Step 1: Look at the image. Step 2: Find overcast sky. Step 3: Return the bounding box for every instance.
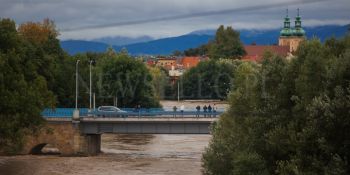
[1,0,349,40]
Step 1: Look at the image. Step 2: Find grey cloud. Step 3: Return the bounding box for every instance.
[0,0,349,40]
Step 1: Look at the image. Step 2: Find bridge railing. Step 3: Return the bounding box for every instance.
[90,110,223,118]
[41,108,224,118]
[41,108,89,118]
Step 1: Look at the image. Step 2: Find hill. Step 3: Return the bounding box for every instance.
[60,40,109,55]
[61,24,349,55]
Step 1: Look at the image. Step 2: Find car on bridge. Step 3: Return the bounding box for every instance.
[95,106,128,117]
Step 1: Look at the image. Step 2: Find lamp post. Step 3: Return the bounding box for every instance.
[75,60,80,109]
[73,60,80,121]
[89,60,93,111]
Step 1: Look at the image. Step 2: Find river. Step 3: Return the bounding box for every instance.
[0,134,211,175]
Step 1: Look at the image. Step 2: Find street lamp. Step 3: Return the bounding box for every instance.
[75,59,80,109]
[89,60,93,111]
[73,60,80,121]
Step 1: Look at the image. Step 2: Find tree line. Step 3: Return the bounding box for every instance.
[202,36,350,174]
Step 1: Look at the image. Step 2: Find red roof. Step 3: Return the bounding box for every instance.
[243,45,290,61]
[181,56,200,69]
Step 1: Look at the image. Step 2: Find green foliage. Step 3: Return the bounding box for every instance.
[148,66,169,100]
[182,59,241,99]
[183,25,245,58]
[0,18,162,154]
[184,44,209,56]
[203,36,350,174]
[0,18,55,154]
[209,25,246,59]
[97,54,160,108]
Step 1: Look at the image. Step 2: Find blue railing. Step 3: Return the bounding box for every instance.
[42,108,224,118]
[42,108,89,117]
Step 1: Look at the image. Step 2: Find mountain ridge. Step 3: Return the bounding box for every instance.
[60,24,349,55]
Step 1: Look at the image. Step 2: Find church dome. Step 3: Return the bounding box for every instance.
[280,13,292,37]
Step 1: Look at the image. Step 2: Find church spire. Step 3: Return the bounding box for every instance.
[284,8,290,28]
[293,8,305,36]
[280,8,292,36]
[297,8,300,16]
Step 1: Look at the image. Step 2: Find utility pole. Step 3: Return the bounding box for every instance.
[93,93,96,111]
[75,60,80,109]
[177,79,180,102]
[89,60,93,111]
[73,59,80,121]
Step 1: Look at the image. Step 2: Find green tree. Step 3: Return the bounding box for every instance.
[203,36,350,174]
[182,59,240,99]
[208,25,246,59]
[148,66,168,100]
[97,53,160,108]
[184,44,209,56]
[0,19,55,154]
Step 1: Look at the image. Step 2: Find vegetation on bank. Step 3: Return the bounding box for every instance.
[182,59,241,99]
[202,36,350,174]
[0,18,160,154]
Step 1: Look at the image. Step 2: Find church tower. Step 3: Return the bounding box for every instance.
[279,8,306,52]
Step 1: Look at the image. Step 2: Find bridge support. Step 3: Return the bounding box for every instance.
[21,121,101,156]
[79,134,101,155]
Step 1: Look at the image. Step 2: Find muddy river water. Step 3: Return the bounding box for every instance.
[0,134,211,175]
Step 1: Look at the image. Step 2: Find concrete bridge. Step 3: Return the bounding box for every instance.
[22,112,220,156]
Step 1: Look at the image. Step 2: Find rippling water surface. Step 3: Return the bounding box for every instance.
[0,134,211,175]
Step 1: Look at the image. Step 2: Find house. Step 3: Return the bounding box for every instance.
[156,58,177,70]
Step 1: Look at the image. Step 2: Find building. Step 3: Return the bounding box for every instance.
[243,9,306,61]
[243,45,290,61]
[167,56,205,85]
[181,56,201,69]
[278,8,306,52]
[156,58,177,70]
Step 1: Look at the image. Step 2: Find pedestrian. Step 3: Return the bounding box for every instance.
[173,106,177,117]
[208,105,212,117]
[137,104,141,117]
[196,105,200,117]
[180,104,185,117]
[203,105,207,117]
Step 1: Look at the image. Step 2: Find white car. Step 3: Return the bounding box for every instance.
[96,106,127,117]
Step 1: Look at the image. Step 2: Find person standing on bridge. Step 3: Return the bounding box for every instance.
[203,105,207,117]
[173,106,177,117]
[196,105,200,117]
[137,104,141,117]
[208,105,212,117]
[180,104,185,117]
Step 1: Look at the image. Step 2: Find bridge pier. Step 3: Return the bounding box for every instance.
[78,134,101,155]
[22,121,101,156]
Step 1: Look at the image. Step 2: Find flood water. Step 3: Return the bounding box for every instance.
[0,134,211,175]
